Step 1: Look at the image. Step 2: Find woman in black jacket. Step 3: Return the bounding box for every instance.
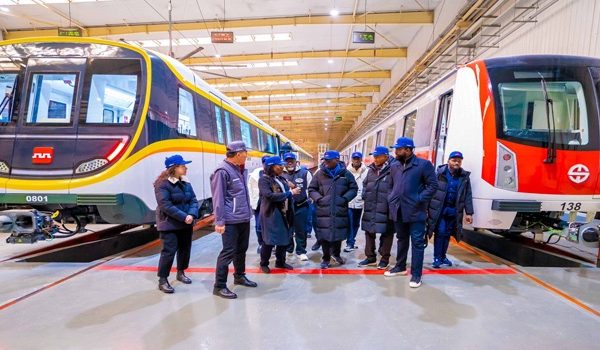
[258,156,300,273]
[154,154,199,293]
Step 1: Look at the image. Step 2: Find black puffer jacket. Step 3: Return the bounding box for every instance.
[308,163,358,242]
[427,165,474,241]
[361,157,395,234]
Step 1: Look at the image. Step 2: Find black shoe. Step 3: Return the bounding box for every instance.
[275,262,294,270]
[260,265,271,274]
[320,260,330,269]
[158,278,174,294]
[377,261,390,270]
[311,242,321,251]
[213,286,237,299]
[332,255,345,265]
[176,271,192,284]
[358,258,377,267]
[234,275,258,288]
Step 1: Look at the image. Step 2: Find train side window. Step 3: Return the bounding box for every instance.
[375,130,383,146]
[240,119,253,148]
[414,100,437,147]
[224,110,233,143]
[194,94,214,142]
[26,73,77,124]
[402,111,417,138]
[85,74,138,124]
[384,124,396,148]
[266,134,277,154]
[256,128,264,151]
[366,135,374,154]
[0,73,17,123]
[214,105,225,144]
[178,88,196,137]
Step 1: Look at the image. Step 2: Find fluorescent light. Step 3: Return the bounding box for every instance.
[235,35,253,43]
[325,110,329,113]
[283,61,299,67]
[326,99,331,103]
[325,117,329,121]
[215,54,221,58]
[326,84,332,88]
[268,62,283,67]
[273,33,292,41]
[0,7,9,12]
[328,59,334,64]
[253,62,268,68]
[330,8,339,16]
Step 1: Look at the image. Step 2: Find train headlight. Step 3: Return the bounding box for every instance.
[0,161,9,174]
[75,159,108,174]
[495,143,518,191]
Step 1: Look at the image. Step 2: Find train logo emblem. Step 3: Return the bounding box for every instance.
[567,164,590,184]
[32,147,54,165]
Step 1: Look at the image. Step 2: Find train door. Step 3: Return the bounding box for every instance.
[0,68,22,193]
[11,57,86,187]
[432,91,453,166]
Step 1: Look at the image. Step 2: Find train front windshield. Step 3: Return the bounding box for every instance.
[489,65,600,150]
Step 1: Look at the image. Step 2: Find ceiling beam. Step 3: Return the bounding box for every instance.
[203,71,391,85]
[183,48,407,65]
[227,85,380,97]
[252,106,365,114]
[239,96,372,107]
[3,11,433,40]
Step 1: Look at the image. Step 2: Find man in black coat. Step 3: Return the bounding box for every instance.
[308,150,358,269]
[385,137,438,289]
[358,146,395,270]
[427,151,474,268]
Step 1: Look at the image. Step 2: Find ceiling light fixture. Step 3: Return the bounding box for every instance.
[326,84,332,88]
[328,59,334,64]
[330,8,339,16]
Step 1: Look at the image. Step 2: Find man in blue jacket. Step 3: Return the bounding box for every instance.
[385,137,438,288]
[210,141,257,299]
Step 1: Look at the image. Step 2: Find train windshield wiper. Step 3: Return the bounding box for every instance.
[539,73,557,163]
[0,78,17,120]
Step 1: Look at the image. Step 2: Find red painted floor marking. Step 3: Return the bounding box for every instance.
[95,265,516,275]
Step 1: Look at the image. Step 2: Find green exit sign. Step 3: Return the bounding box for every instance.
[352,31,375,44]
[58,27,82,37]
[334,116,343,122]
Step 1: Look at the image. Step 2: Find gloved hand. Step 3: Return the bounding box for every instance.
[443,207,457,217]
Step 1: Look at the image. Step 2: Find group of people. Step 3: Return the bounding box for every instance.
[152,137,474,299]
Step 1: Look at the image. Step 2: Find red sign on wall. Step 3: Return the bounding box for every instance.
[283,115,292,121]
[32,147,54,164]
[211,32,235,43]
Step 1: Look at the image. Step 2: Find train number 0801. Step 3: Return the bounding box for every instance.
[560,202,582,211]
[26,195,49,203]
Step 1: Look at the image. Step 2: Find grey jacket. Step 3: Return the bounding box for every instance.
[210,160,253,226]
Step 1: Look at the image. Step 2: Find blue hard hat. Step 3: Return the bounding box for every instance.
[226,140,247,153]
[391,137,415,149]
[283,152,297,160]
[165,154,192,168]
[448,151,464,159]
[261,155,270,163]
[265,156,285,167]
[370,146,390,157]
[321,150,340,160]
[351,152,363,159]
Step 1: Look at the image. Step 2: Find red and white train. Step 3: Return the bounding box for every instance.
[343,55,600,246]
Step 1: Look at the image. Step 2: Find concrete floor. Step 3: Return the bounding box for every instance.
[0,224,598,350]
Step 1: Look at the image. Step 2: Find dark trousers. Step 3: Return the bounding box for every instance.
[214,222,250,288]
[260,244,287,266]
[157,228,193,278]
[321,240,342,262]
[365,231,394,263]
[287,204,309,254]
[347,208,362,247]
[434,216,455,259]
[394,220,426,279]
[254,209,264,246]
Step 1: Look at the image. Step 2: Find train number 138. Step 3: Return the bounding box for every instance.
[561,202,582,211]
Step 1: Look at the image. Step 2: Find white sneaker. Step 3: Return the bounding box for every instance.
[409,278,422,288]
[297,254,309,261]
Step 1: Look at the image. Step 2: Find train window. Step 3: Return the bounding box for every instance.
[178,88,197,137]
[385,124,396,147]
[85,74,138,124]
[266,134,277,154]
[256,128,264,151]
[414,100,436,147]
[403,111,417,138]
[214,105,225,144]
[375,130,383,146]
[366,135,374,154]
[224,110,233,143]
[240,120,253,148]
[26,73,76,124]
[0,74,17,122]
